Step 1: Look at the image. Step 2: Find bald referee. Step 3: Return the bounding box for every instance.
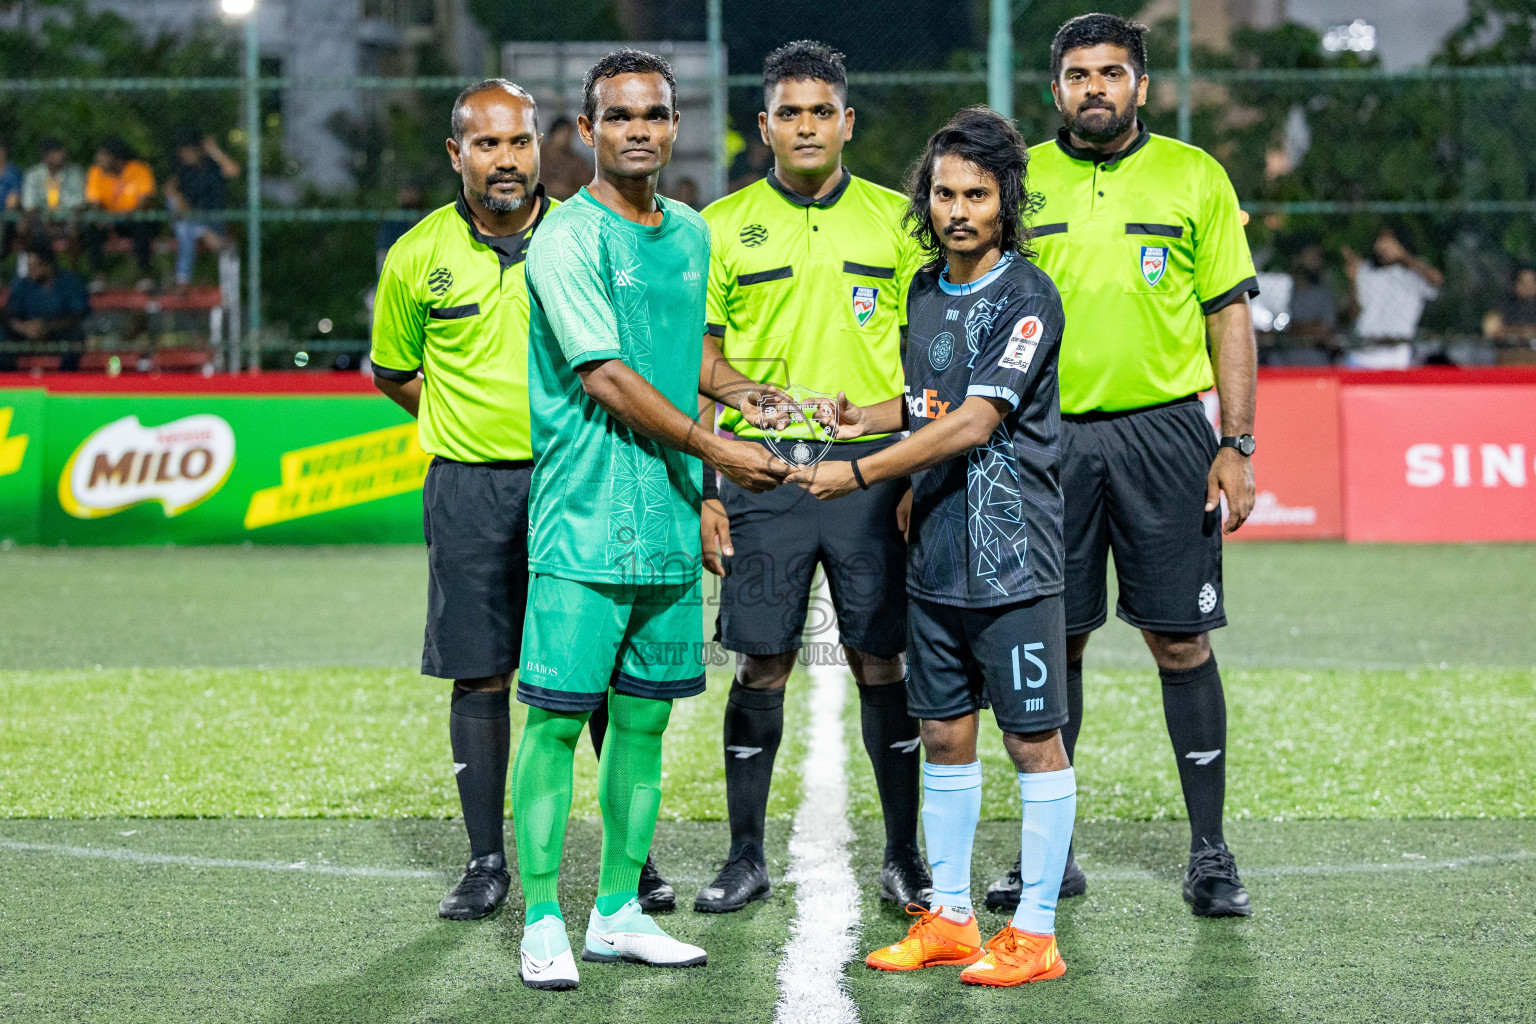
[371,79,554,921]
[985,14,1258,918]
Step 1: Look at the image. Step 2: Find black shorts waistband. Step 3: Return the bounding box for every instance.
[1061,393,1200,423]
[430,455,535,470]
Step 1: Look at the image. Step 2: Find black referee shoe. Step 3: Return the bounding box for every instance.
[983,853,1087,910]
[694,851,771,913]
[879,844,934,909]
[1183,840,1252,917]
[637,854,676,912]
[438,852,510,921]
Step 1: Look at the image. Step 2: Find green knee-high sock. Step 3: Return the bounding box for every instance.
[511,706,589,925]
[594,692,673,916]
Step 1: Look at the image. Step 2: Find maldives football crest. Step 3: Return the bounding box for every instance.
[1140,245,1168,286]
[851,285,878,327]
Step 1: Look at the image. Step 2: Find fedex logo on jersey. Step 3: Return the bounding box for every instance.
[905,385,952,422]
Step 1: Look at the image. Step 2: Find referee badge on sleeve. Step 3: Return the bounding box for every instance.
[998,315,1043,372]
[1140,246,1168,286]
[852,285,878,327]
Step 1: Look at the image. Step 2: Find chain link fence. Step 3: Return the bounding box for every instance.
[0,0,1533,371]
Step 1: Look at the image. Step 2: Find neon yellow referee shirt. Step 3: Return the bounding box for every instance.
[1026,126,1258,414]
[702,171,924,440]
[371,188,555,462]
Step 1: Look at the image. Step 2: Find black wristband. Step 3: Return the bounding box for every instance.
[850,458,869,490]
[701,468,719,502]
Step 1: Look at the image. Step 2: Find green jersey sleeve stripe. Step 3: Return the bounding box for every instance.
[427,303,480,319]
[1033,222,1068,236]
[1125,222,1184,239]
[842,260,895,279]
[1199,275,1260,316]
[371,362,419,382]
[737,265,793,286]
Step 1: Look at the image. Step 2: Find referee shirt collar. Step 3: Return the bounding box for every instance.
[453,184,550,270]
[1053,121,1151,167]
[765,167,852,208]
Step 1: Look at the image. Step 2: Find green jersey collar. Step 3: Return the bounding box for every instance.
[765,167,853,208]
[453,184,550,270]
[1053,121,1151,167]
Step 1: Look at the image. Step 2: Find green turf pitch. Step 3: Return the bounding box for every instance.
[0,818,1531,1024]
[1,542,1533,1023]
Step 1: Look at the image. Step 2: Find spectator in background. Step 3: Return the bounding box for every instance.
[668,176,701,210]
[374,184,427,273]
[21,138,86,218]
[0,143,23,256]
[164,129,240,289]
[1483,266,1536,365]
[538,117,588,201]
[20,139,86,258]
[1282,244,1338,363]
[1342,228,1442,369]
[728,135,771,193]
[83,137,158,286]
[5,245,89,370]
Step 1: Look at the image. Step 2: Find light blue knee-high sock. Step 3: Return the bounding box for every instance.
[921,761,982,918]
[1011,767,1077,935]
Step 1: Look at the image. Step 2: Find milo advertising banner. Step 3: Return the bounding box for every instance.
[1,386,430,545]
[0,389,45,544]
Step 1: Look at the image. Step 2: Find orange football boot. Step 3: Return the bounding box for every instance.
[865,905,985,971]
[960,926,1066,987]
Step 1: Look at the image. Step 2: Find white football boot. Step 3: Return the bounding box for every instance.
[520,914,579,991]
[582,898,707,967]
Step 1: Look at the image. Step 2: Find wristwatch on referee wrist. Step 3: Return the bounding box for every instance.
[1220,434,1256,457]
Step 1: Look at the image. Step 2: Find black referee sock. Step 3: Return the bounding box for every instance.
[588,698,610,760]
[1159,655,1228,852]
[857,682,922,858]
[449,687,511,860]
[723,681,784,865]
[1062,660,1085,764]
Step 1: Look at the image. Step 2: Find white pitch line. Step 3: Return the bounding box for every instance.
[773,656,861,1024]
[1056,848,1536,884]
[0,838,439,879]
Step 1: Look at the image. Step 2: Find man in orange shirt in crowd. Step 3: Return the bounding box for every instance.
[84,136,157,285]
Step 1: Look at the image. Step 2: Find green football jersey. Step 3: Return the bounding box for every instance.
[1026,127,1258,414]
[524,188,710,585]
[702,171,923,440]
[370,190,554,461]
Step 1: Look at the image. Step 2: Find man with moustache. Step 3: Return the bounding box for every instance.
[370,78,553,922]
[983,13,1261,918]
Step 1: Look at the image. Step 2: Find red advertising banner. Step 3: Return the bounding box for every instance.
[1341,384,1536,542]
[1203,376,1344,540]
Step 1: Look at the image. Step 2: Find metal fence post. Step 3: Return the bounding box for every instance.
[1177,0,1192,142]
[988,0,1013,119]
[244,10,262,369]
[706,0,726,202]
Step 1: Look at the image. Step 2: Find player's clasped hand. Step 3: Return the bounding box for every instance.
[811,390,873,441]
[740,385,797,432]
[785,460,859,500]
[1206,446,1256,534]
[718,440,790,493]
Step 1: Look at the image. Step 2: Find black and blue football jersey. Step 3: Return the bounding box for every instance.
[902,251,1065,608]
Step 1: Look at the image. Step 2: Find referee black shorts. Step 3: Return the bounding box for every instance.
[1061,395,1226,637]
[715,436,907,659]
[420,456,532,680]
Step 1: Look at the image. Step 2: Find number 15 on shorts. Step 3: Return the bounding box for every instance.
[1012,643,1049,690]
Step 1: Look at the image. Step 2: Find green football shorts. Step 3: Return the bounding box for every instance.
[517,572,707,713]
